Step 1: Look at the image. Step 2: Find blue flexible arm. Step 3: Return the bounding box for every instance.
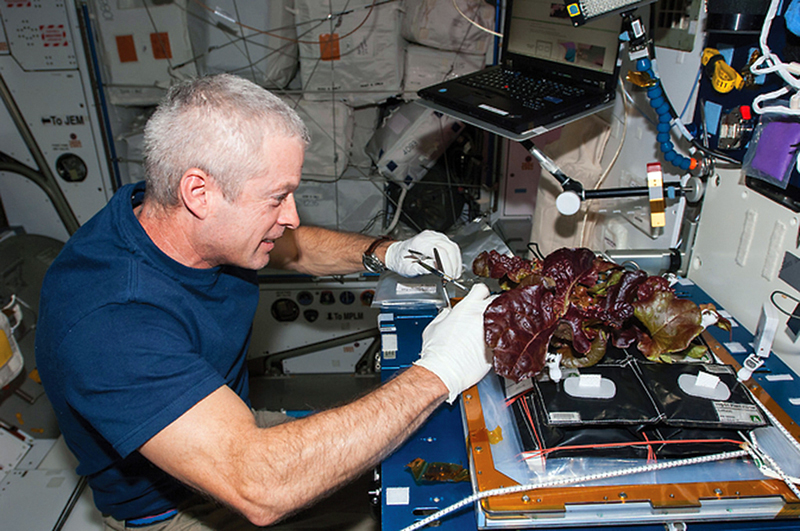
[637,57,696,172]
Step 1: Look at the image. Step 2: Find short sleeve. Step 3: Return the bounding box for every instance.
[59,303,226,458]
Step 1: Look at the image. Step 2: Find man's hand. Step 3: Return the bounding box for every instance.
[385,230,462,278]
[413,284,496,403]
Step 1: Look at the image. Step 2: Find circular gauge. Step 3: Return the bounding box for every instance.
[271,298,299,322]
[296,291,314,306]
[360,290,375,306]
[339,290,355,305]
[55,153,88,182]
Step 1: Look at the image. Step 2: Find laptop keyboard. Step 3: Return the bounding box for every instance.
[462,69,586,110]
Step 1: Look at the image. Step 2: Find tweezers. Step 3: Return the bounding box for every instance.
[406,249,468,291]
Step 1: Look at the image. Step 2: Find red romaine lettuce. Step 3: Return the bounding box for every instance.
[474,248,723,381]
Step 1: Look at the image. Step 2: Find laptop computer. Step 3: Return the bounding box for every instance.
[417,0,623,141]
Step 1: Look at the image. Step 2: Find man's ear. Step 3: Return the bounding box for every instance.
[178,168,212,219]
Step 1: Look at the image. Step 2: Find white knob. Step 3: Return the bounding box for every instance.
[556,191,582,216]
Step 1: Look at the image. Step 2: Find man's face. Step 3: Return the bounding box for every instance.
[204,135,303,270]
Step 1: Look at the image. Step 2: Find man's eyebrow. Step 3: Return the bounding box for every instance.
[267,182,297,197]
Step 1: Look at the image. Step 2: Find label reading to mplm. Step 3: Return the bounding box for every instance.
[714,401,763,425]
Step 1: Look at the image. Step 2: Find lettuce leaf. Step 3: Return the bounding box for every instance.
[475,248,721,382]
[632,285,704,361]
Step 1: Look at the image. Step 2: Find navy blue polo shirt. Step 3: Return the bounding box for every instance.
[36,182,258,520]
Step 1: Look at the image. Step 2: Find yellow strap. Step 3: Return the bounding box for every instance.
[0,330,13,367]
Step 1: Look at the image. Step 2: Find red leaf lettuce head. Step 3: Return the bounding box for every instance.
[475,247,724,382]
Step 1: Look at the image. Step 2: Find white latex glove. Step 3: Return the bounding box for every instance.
[385,230,462,278]
[414,283,496,404]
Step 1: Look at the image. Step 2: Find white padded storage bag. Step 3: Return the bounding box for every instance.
[186,0,297,89]
[294,0,404,105]
[89,0,196,105]
[280,96,354,180]
[366,101,464,189]
[402,0,495,55]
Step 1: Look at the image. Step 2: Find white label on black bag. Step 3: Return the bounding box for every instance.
[548,411,581,424]
[714,401,763,425]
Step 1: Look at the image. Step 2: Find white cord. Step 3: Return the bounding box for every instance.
[749,0,800,116]
[751,0,800,89]
[384,186,408,234]
[752,86,793,114]
[1,294,15,311]
[671,117,694,142]
[2,294,22,333]
[579,82,628,248]
[399,449,748,531]
[451,0,502,38]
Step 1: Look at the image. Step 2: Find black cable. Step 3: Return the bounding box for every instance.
[690,138,742,166]
[770,290,800,317]
[527,242,545,260]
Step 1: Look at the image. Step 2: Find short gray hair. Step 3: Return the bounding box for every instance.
[143,74,310,207]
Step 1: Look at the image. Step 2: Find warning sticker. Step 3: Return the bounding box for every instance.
[40,24,67,48]
[713,401,764,425]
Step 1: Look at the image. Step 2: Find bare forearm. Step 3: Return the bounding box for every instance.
[270,226,392,276]
[239,365,447,524]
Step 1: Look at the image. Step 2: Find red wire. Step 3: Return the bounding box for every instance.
[505,393,743,462]
[522,438,745,460]
[642,431,656,463]
[518,396,545,459]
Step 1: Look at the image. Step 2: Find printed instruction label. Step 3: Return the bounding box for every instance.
[714,401,763,425]
[381,334,398,359]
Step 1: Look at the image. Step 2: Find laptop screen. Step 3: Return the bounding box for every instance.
[506,0,622,76]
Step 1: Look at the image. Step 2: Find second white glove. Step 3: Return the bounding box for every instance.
[414,283,496,404]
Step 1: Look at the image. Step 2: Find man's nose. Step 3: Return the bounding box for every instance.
[279,193,300,229]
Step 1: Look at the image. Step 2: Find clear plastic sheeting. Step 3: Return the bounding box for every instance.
[294,0,404,105]
[372,271,448,310]
[475,372,800,488]
[751,425,800,480]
